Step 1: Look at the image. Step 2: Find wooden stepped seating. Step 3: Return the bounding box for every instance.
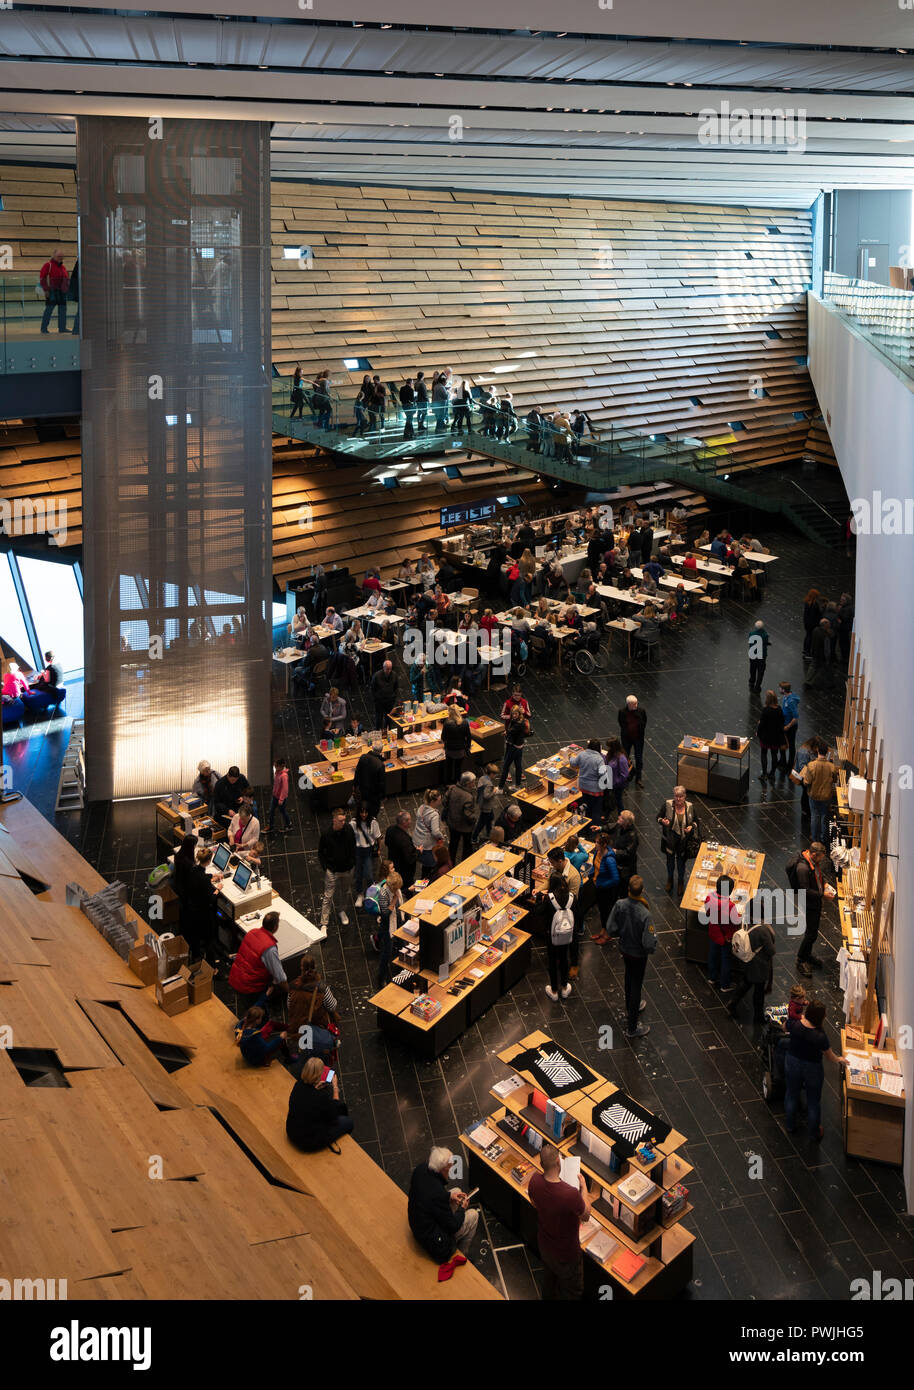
[0,796,498,1303]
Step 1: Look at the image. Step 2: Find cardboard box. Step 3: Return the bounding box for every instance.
[156,974,190,1017]
[180,959,214,1006]
[160,933,190,973]
[129,943,158,986]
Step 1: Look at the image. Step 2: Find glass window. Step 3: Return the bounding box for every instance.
[0,553,35,667]
[16,555,84,675]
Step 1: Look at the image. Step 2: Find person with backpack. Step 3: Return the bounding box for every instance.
[350,804,382,909]
[472,763,498,843]
[542,874,576,1001]
[656,785,698,895]
[234,999,288,1067]
[499,704,530,790]
[607,875,656,1037]
[444,772,477,864]
[788,841,831,978]
[702,874,741,990]
[370,871,403,989]
[726,907,776,1023]
[589,832,621,945]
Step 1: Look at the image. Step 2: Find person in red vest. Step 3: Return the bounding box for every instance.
[228,910,287,1013]
[40,249,69,334]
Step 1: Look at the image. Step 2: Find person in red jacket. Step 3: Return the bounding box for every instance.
[702,874,741,990]
[228,910,287,1013]
[40,249,69,334]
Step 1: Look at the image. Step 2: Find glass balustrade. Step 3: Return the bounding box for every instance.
[270,376,733,487]
[821,271,914,380]
[0,271,80,373]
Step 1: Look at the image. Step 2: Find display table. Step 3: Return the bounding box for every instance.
[676,734,750,802]
[232,898,326,960]
[514,745,582,817]
[680,840,765,963]
[841,1028,905,1165]
[369,844,532,1057]
[461,1030,695,1299]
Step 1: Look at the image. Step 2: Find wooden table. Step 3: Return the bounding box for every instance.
[629,566,703,594]
[671,554,731,582]
[680,840,765,962]
[700,544,779,565]
[676,734,751,803]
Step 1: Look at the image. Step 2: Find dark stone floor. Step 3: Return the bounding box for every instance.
[6,519,914,1301]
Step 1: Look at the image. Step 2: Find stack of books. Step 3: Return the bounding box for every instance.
[661,1184,689,1221]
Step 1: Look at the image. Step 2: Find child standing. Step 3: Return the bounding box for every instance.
[473,763,498,843]
[269,756,291,833]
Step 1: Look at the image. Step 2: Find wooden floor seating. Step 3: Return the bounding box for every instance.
[0,798,499,1302]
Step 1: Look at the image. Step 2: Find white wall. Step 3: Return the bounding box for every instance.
[808,293,914,1211]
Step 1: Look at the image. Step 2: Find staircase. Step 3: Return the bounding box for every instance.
[272,387,846,546]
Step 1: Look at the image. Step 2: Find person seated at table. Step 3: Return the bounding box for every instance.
[193,759,220,810]
[632,604,660,654]
[436,555,458,593]
[228,803,261,851]
[532,610,557,661]
[480,607,499,637]
[637,571,657,597]
[672,583,691,618]
[291,606,311,645]
[457,609,476,634]
[342,619,365,653]
[682,552,698,573]
[363,588,383,612]
[320,686,348,733]
[319,605,341,635]
[557,604,581,629]
[345,713,365,739]
[602,547,621,579]
[214,765,252,822]
[433,585,451,615]
[741,533,769,554]
[398,558,416,582]
[734,554,758,596]
[657,594,676,624]
[362,567,382,595]
[510,606,532,639]
[292,637,331,697]
[709,532,729,563]
[415,587,437,623]
[2,662,29,699]
[417,553,437,587]
[617,566,637,591]
[533,595,551,621]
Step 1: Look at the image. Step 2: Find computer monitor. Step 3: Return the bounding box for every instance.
[232,862,253,892]
[212,843,231,872]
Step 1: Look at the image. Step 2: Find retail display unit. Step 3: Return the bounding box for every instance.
[680,841,765,964]
[461,1031,695,1299]
[676,734,751,803]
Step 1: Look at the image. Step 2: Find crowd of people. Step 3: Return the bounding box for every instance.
[287,364,599,454]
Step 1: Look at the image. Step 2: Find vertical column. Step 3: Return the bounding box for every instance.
[77,116,272,799]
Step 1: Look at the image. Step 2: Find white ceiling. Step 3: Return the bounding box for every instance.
[0,6,912,206]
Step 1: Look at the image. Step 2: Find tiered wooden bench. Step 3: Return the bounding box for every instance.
[0,796,498,1302]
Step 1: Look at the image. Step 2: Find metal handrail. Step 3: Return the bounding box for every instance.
[786,477,842,527]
